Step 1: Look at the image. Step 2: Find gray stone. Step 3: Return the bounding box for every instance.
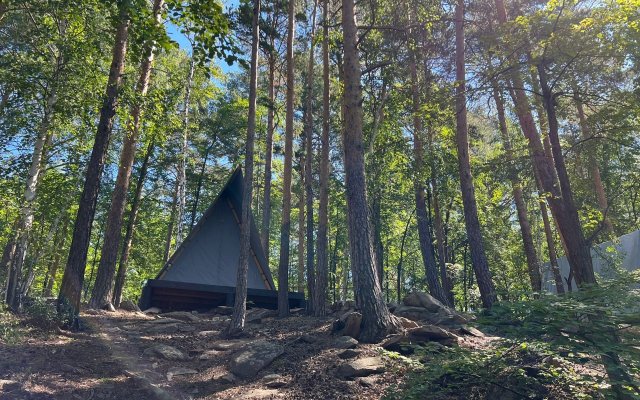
[143,307,162,314]
[246,308,277,323]
[161,311,200,322]
[198,350,221,360]
[396,316,419,329]
[210,340,249,351]
[143,344,187,361]
[229,341,284,379]
[263,374,287,388]
[408,325,455,341]
[231,389,282,399]
[403,291,445,312]
[197,330,218,337]
[119,299,141,312]
[334,336,358,349]
[212,371,237,384]
[337,349,362,359]
[359,376,377,387]
[336,357,385,379]
[392,305,434,322]
[299,334,318,343]
[459,325,484,337]
[166,367,197,381]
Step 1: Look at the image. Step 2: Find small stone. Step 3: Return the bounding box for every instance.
[336,357,385,379]
[334,336,358,349]
[210,340,248,351]
[213,306,233,315]
[338,349,362,359]
[119,299,141,312]
[290,308,304,314]
[103,303,116,312]
[232,388,282,399]
[212,371,237,384]
[246,308,277,323]
[459,325,484,337]
[104,327,121,333]
[143,344,187,361]
[300,334,317,344]
[197,330,218,337]
[166,367,197,381]
[263,374,287,388]
[359,376,377,387]
[143,307,162,314]
[198,350,221,360]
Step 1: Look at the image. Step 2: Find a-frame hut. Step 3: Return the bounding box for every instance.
[139,167,304,311]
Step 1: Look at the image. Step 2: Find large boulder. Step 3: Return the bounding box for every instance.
[143,344,187,361]
[407,325,456,342]
[403,291,446,312]
[229,341,284,379]
[336,357,385,379]
[340,311,362,339]
[334,336,358,349]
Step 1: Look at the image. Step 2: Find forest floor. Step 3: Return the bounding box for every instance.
[0,304,494,400]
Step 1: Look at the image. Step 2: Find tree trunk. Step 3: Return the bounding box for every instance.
[189,143,211,233]
[493,0,595,288]
[229,0,260,335]
[575,97,613,235]
[314,0,330,317]
[43,215,69,297]
[408,39,448,305]
[89,0,162,310]
[341,0,399,342]
[176,56,196,247]
[163,178,179,265]
[261,45,276,256]
[112,139,155,307]
[537,62,596,286]
[277,0,296,317]
[492,84,542,292]
[455,0,496,308]
[297,166,305,294]
[6,86,56,310]
[57,4,130,325]
[304,0,318,313]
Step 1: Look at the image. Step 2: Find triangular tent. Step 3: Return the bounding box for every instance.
[139,167,303,311]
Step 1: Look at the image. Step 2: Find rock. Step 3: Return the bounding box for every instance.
[290,308,304,314]
[246,308,277,323]
[337,349,362,359]
[459,325,484,337]
[336,357,385,379]
[104,326,121,333]
[143,344,187,361]
[198,350,221,360]
[229,341,284,379]
[119,299,141,312]
[161,311,200,323]
[213,306,233,315]
[408,325,455,342]
[210,340,249,351]
[403,291,445,312]
[232,388,282,399]
[380,334,418,355]
[166,367,197,381]
[212,371,237,384]
[334,336,358,349]
[396,316,419,329]
[299,334,318,344]
[103,303,116,312]
[359,376,377,387]
[263,374,287,388]
[340,311,362,339]
[197,330,218,337]
[392,305,434,322]
[147,317,182,324]
[143,307,162,314]
[0,380,20,391]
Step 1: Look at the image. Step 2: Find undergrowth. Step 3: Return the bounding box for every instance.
[385,273,640,399]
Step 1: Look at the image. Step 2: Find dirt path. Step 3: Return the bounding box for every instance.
[0,309,411,399]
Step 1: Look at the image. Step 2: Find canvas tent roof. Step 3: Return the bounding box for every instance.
[155,167,275,291]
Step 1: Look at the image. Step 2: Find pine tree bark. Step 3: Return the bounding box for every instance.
[575,97,613,235]
[493,0,595,288]
[112,139,155,307]
[229,0,260,335]
[408,40,448,305]
[43,215,69,297]
[89,0,163,310]
[304,0,318,313]
[455,0,496,308]
[277,0,296,317]
[314,0,330,317]
[492,84,542,292]
[261,37,276,257]
[57,4,130,324]
[537,62,596,286]
[297,165,305,294]
[341,0,399,342]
